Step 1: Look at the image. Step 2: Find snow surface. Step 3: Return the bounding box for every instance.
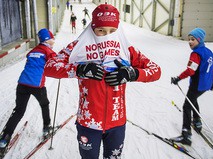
[0,2,213,159]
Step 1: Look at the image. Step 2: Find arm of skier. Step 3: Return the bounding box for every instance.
[178,53,201,79]
[44,42,78,78]
[171,52,200,84]
[129,46,161,82]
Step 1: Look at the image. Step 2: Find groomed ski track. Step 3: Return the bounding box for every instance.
[0,2,213,159]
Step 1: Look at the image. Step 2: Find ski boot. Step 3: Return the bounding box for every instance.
[170,128,192,146]
[0,134,11,158]
[43,124,53,139]
[192,118,202,133]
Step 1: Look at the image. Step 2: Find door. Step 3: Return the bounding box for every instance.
[0,0,22,46]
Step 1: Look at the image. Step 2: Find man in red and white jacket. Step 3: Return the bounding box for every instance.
[45,4,161,159]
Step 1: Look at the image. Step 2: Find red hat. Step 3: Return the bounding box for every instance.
[92,4,119,29]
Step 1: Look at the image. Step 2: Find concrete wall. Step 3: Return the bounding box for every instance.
[37,1,48,29]
[0,40,30,67]
[181,0,213,41]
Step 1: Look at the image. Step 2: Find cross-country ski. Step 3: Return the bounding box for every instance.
[0,121,28,159]
[0,1,213,159]
[23,114,75,159]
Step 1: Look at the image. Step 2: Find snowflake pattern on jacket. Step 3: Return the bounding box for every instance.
[44,40,161,131]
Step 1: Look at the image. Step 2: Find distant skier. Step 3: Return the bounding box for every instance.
[70,12,77,33]
[171,28,213,146]
[70,4,73,12]
[81,18,87,29]
[82,7,90,19]
[66,0,70,10]
[0,29,56,154]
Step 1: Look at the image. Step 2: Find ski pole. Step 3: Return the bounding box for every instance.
[127,120,197,159]
[172,101,211,133]
[49,79,61,150]
[177,84,213,134]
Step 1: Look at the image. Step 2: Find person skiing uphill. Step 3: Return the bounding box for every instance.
[83,7,90,19]
[81,18,87,29]
[44,3,161,158]
[171,28,213,146]
[0,28,56,153]
[70,12,77,33]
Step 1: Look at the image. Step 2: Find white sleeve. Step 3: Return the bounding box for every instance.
[187,60,199,71]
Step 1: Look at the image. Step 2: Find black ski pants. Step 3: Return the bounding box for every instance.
[182,86,205,130]
[1,84,51,137]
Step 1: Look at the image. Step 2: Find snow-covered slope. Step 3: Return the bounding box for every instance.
[0,2,213,159]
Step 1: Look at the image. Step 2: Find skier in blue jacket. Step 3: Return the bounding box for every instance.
[0,28,57,153]
[171,28,213,146]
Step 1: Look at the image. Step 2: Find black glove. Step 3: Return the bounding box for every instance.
[171,76,180,85]
[76,63,104,80]
[105,59,139,86]
[211,85,213,91]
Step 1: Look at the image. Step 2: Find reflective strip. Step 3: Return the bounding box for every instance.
[188,61,199,71]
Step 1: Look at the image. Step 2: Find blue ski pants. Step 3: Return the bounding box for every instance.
[76,122,126,159]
